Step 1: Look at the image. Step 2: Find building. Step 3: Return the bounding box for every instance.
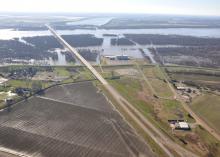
[104,55,117,60]
[175,122,190,130]
[176,86,187,90]
[116,55,130,60]
[104,55,130,61]
[168,120,191,131]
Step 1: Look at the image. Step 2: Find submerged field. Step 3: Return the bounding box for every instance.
[0,82,154,157]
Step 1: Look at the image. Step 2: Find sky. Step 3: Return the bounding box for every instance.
[0,0,219,16]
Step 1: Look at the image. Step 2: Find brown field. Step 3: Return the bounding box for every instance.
[0,82,154,157]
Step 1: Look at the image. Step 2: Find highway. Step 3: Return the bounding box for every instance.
[46,25,199,157]
[46,24,108,86]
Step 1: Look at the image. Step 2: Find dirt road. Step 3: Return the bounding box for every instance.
[0,148,30,157]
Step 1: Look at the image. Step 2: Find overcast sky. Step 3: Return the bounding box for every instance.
[0,0,219,16]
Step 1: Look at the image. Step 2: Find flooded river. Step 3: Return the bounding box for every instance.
[0,28,220,65]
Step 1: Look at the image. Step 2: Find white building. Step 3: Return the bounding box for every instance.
[175,122,190,130]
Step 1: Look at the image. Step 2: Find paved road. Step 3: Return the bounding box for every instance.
[47,25,198,157]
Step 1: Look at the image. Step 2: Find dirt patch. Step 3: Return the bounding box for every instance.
[115,68,139,76]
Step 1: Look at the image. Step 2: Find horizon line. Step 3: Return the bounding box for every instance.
[0,11,220,17]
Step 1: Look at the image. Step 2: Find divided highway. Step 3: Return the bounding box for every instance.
[46,25,198,157]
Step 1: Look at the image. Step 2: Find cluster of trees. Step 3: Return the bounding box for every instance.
[124,34,220,46]
[165,68,220,77]
[0,35,103,62]
[23,36,62,50]
[156,47,220,67]
[62,49,98,62]
[111,38,135,46]
[62,34,103,47]
[78,49,98,61]
[8,67,38,79]
[23,35,104,48]
[0,39,57,60]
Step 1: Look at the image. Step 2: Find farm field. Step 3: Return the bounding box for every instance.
[143,66,174,98]
[191,93,220,131]
[0,82,154,157]
[43,81,113,112]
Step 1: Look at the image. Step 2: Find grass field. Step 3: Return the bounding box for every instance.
[7,80,51,89]
[143,67,174,98]
[54,67,71,77]
[191,93,220,132]
[109,76,191,133]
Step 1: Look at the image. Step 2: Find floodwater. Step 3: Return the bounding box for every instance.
[66,17,113,26]
[49,49,67,65]
[101,36,143,58]
[142,48,156,63]
[1,27,220,65]
[1,28,220,40]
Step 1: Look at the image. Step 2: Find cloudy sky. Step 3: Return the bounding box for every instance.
[0,0,219,16]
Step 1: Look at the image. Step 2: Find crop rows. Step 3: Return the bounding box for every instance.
[0,82,154,157]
